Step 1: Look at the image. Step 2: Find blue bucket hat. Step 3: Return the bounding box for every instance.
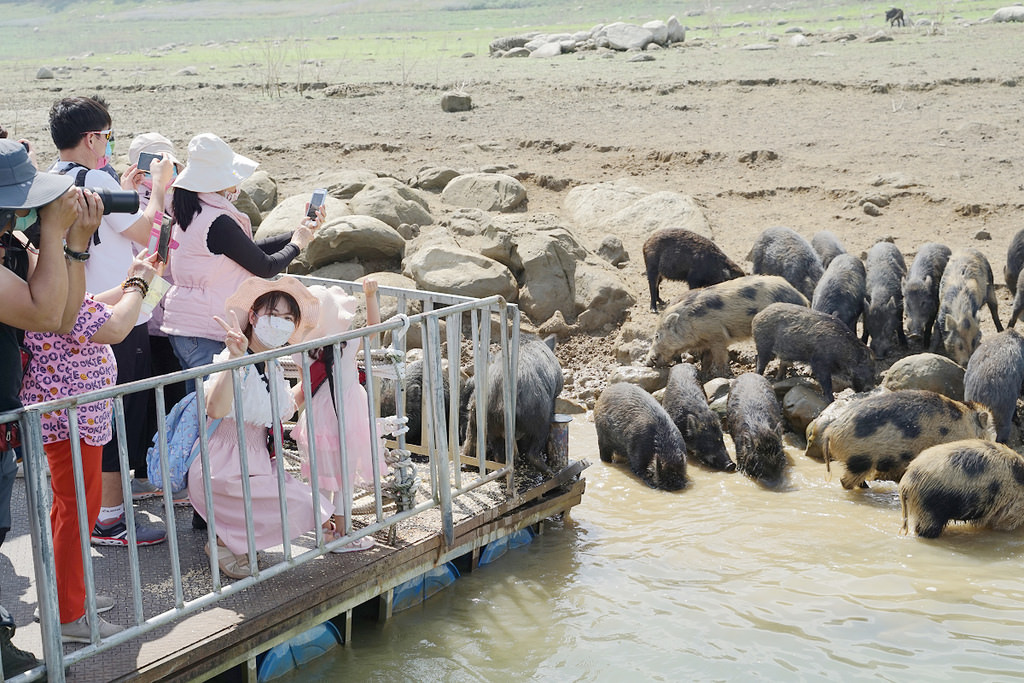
[0,139,74,210]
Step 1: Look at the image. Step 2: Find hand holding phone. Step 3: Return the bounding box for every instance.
[306,188,327,219]
[137,152,161,173]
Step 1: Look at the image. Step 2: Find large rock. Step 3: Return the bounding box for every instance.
[572,257,637,331]
[313,169,379,200]
[564,179,711,238]
[306,260,365,282]
[667,16,687,43]
[348,179,433,229]
[643,20,670,46]
[441,172,526,212]
[608,365,670,393]
[881,353,965,401]
[254,193,350,241]
[445,208,515,266]
[299,214,405,272]
[992,6,1024,21]
[530,42,563,58]
[403,245,518,301]
[413,165,459,191]
[441,92,472,112]
[232,190,262,227]
[598,22,655,50]
[239,170,278,212]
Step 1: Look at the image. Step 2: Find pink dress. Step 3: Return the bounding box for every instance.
[188,350,334,555]
[293,337,387,494]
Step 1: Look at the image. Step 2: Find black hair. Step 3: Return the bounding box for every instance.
[0,124,7,139]
[242,291,301,341]
[48,96,111,151]
[171,188,203,231]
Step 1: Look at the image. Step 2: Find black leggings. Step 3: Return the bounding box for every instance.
[102,324,152,473]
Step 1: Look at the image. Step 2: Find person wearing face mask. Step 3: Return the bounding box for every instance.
[48,96,175,548]
[122,133,190,505]
[160,133,325,380]
[190,276,337,579]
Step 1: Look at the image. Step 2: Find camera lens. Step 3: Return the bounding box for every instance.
[88,188,139,215]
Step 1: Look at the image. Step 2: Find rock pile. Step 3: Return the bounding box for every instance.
[489,17,687,58]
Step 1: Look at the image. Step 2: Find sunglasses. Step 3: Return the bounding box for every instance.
[85,129,114,142]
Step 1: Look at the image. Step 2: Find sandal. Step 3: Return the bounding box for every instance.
[322,520,376,554]
[205,542,252,579]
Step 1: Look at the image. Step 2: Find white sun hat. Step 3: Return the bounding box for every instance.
[172,133,258,193]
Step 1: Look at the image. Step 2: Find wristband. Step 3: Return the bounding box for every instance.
[122,276,150,298]
[64,244,90,262]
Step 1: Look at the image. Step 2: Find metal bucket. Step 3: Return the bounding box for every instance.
[546,414,572,470]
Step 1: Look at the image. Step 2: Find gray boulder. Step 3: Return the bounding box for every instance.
[313,169,379,200]
[441,172,526,212]
[564,180,711,238]
[307,260,366,282]
[667,16,686,43]
[441,92,472,112]
[239,170,278,212]
[301,214,405,272]
[403,244,518,301]
[608,365,670,393]
[36,67,54,80]
[232,190,262,227]
[993,6,1024,21]
[349,179,433,229]
[599,22,655,50]
[530,42,563,58]
[413,165,459,191]
[643,20,670,45]
[504,48,531,58]
[597,235,628,266]
[881,353,965,401]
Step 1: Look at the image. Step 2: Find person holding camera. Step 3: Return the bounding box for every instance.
[48,96,173,547]
[161,133,325,375]
[0,138,97,676]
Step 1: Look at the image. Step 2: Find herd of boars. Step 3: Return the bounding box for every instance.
[596,226,1024,539]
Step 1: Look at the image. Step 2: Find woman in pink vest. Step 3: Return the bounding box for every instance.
[160,134,323,379]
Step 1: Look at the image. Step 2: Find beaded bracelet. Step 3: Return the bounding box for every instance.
[122,276,150,298]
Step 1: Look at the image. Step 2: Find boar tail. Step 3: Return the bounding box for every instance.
[898,486,910,536]
[822,434,833,482]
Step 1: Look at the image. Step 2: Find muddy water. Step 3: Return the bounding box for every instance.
[291,419,1024,681]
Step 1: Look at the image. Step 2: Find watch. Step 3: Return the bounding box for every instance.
[63,244,91,262]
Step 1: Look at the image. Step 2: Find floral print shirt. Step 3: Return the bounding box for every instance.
[20,295,115,446]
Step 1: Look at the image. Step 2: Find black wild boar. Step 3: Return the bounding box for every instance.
[963,328,1024,443]
[932,248,1003,366]
[1006,230,1024,328]
[594,382,688,490]
[461,335,563,475]
[899,439,1024,538]
[811,230,848,270]
[379,359,459,447]
[820,389,996,490]
[903,242,951,347]
[661,363,735,471]
[811,253,866,334]
[862,241,908,358]
[752,302,875,403]
[642,228,745,312]
[747,226,824,301]
[727,373,787,484]
[645,275,808,376]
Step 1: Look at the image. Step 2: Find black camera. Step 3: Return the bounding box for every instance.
[88,188,139,214]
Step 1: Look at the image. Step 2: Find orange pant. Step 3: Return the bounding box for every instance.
[44,439,102,624]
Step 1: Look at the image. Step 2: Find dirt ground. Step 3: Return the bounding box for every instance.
[5,20,1024,402]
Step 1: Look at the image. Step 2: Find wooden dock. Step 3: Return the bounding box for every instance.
[2,460,586,682]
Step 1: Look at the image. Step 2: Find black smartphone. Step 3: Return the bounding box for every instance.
[306,188,327,219]
[137,151,161,173]
[157,221,173,262]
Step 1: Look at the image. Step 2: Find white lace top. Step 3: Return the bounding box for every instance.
[204,349,296,427]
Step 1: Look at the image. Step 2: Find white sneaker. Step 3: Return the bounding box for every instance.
[60,615,123,643]
[34,595,113,622]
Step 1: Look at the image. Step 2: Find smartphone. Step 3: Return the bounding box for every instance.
[137,151,161,173]
[157,221,173,262]
[306,188,327,219]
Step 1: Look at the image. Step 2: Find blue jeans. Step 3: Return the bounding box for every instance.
[168,335,225,394]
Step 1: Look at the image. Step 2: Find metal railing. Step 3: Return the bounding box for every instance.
[0,279,520,682]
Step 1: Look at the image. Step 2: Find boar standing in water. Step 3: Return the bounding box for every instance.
[747,226,824,301]
[903,242,951,348]
[461,335,562,475]
[594,382,688,490]
[932,248,1003,366]
[862,241,908,358]
[963,328,1024,443]
[645,274,807,377]
[662,363,735,471]
[752,302,875,403]
[820,389,996,490]
[1005,229,1024,328]
[900,439,1024,538]
[727,373,787,485]
[642,228,745,313]
[811,253,867,336]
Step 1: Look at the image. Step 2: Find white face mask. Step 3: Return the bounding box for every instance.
[223,188,240,203]
[253,315,295,348]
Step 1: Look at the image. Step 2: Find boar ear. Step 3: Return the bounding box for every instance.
[886,295,897,310]
[924,275,932,289]
[686,413,701,437]
[543,334,557,352]
[665,312,679,327]
[945,313,956,333]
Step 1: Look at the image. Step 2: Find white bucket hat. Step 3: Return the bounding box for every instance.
[128,132,182,170]
[172,133,258,193]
